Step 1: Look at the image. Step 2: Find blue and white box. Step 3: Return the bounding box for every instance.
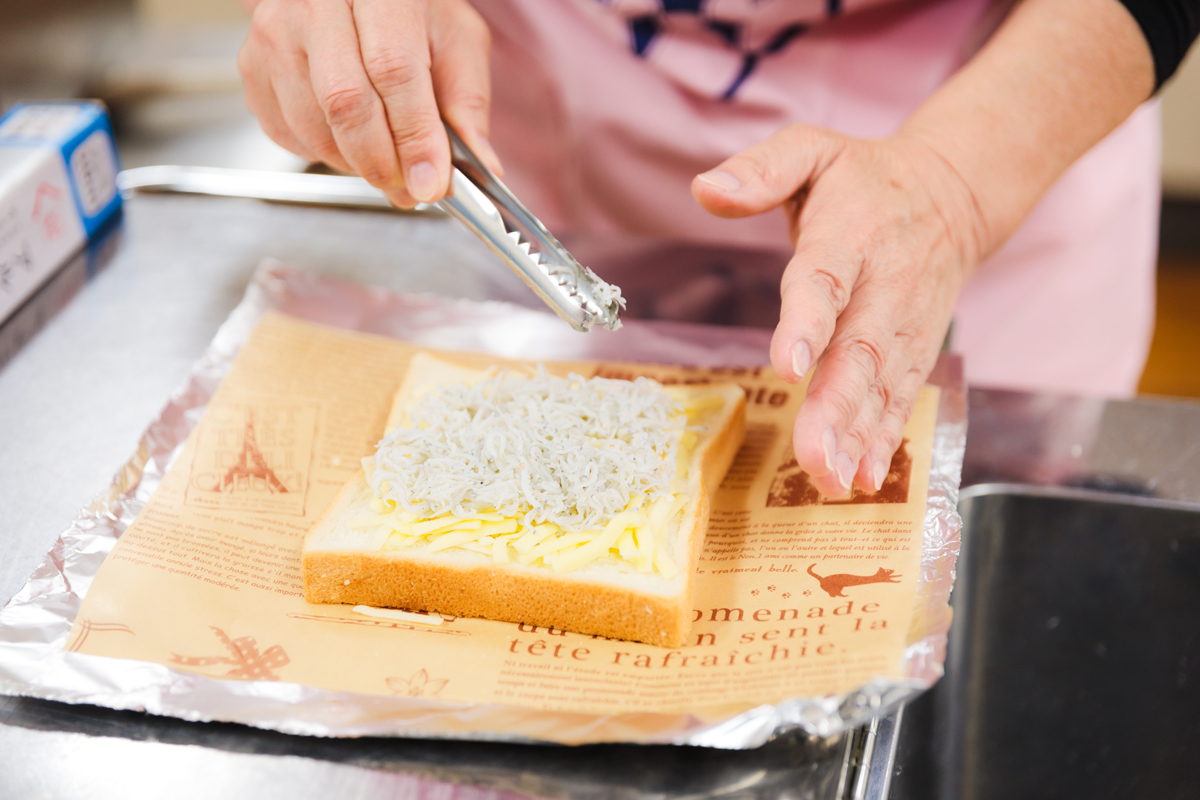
[0,101,122,324]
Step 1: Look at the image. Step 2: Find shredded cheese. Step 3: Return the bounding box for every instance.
[352,605,443,625]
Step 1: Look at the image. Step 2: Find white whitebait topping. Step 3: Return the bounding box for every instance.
[368,367,684,533]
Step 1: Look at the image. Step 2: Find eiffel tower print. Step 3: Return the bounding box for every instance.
[221,411,288,494]
[186,399,316,515]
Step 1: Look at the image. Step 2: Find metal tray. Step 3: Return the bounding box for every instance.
[891,485,1200,800]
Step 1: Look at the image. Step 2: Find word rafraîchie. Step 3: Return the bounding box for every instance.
[368,368,684,532]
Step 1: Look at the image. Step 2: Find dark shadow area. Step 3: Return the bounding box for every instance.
[0,693,846,800]
[564,237,789,329]
[891,489,1200,800]
[1159,197,1200,259]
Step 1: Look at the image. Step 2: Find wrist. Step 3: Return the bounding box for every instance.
[888,129,989,281]
[888,0,1154,271]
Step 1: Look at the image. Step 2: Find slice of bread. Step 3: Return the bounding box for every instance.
[303,354,746,647]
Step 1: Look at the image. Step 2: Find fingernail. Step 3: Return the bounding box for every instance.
[835,452,855,493]
[385,191,418,211]
[873,460,888,492]
[821,427,837,473]
[790,341,811,380]
[697,169,741,192]
[406,161,439,202]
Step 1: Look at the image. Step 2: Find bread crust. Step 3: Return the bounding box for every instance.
[303,371,746,648]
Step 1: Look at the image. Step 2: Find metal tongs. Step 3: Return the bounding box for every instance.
[436,125,623,332]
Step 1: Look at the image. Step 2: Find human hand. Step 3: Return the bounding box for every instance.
[692,125,985,498]
[237,0,500,208]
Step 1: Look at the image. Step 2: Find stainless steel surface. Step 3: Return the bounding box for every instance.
[850,718,879,800]
[0,693,849,799]
[862,706,902,800]
[832,709,900,800]
[834,724,869,799]
[889,485,1200,799]
[0,713,520,800]
[118,165,443,214]
[882,392,1200,797]
[438,125,623,332]
[962,389,1200,506]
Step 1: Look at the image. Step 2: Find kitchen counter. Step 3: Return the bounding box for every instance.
[2,193,1198,799]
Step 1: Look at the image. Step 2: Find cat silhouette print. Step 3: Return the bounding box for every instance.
[807,564,902,598]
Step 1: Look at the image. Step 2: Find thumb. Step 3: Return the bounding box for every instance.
[691,124,846,219]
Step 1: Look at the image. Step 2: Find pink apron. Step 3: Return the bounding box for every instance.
[475,0,1159,397]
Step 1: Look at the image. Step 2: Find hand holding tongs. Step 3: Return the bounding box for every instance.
[436,125,623,332]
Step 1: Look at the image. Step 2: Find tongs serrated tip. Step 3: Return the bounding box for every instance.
[435,125,624,333]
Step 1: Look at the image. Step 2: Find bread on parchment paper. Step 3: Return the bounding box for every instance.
[303,353,746,647]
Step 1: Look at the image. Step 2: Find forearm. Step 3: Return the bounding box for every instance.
[900,0,1155,265]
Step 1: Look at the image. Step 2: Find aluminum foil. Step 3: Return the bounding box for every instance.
[0,260,965,748]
